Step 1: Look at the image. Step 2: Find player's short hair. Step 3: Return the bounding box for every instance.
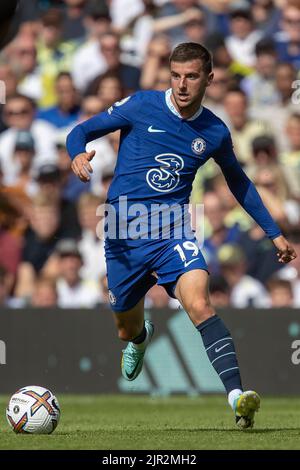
[169,42,213,75]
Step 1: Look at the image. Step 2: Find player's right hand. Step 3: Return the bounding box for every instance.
[71,150,95,182]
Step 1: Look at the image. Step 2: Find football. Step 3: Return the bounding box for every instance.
[6,385,60,434]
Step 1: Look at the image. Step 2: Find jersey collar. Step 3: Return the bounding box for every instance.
[165,88,203,121]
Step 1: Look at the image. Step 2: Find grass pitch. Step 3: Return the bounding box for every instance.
[1,395,300,450]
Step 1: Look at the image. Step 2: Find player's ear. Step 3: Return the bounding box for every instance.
[206,72,214,87]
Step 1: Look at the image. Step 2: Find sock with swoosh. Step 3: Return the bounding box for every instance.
[196,315,243,395]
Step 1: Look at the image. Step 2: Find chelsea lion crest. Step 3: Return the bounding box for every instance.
[192,137,206,155]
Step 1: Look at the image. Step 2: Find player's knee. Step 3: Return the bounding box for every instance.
[189,297,213,323]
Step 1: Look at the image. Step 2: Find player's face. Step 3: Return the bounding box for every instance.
[170,59,213,113]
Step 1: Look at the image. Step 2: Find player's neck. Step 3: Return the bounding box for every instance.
[170,93,203,120]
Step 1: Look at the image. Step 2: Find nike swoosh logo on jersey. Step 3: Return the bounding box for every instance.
[215,343,230,353]
[148,126,166,133]
[184,258,199,268]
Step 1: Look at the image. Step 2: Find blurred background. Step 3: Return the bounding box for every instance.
[0,0,299,395]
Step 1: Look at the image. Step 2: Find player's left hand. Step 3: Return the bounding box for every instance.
[272,235,297,264]
[71,150,95,182]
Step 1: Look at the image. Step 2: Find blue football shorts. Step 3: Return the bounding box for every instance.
[105,236,208,312]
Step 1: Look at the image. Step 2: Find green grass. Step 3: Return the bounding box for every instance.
[1,395,300,450]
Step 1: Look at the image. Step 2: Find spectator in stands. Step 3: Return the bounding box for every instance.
[0,171,31,238]
[15,194,64,299]
[205,33,233,69]
[37,9,77,108]
[152,65,171,90]
[37,72,81,128]
[0,94,57,186]
[241,38,279,108]
[203,191,242,274]
[253,164,300,228]
[0,63,18,132]
[223,87,272,165]
[7,130,37,195]
[274,63,298,107]
[251,0,281,36]
[140,34,172,90]
[0,0,298,311]
[274,2,300,69]
[87,71,123,109]
[108,0,144,32]
[98,31,141,94]
[9,34,42,102]
[73,95,116,196]
[280,113,300,183]
[71,2,111,92]
[123,1,207,67]
[116,0,157,67]
[198,170,253,234]
[253,63,299,152]
[203,65,231,122]
[225,2,263,71]
[80,94,105,118]
[77,192,106,284]
[34,163,81,238]
[237,221,281,283]
[218,243,270,308]
[77,30,141,95]
[61,0,88,41]
[247,135,299,199]
[266,277,295,307]
[0,220,22,289]
[0,265,24,308]
[0,63,18,99]
[158,0,208,47]
[184,9,208,44]
[55,238,102,308]
[145,284,180,309]
[55,130,89,202]
[30,276,58,308]
[209,275,231,308]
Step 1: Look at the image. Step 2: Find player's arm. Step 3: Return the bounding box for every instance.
[214,128,297,264]
[66,96,136,182]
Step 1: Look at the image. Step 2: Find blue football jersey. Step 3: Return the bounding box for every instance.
[69,89,234,206]
[67,89,281,241]
[106,89,235,208]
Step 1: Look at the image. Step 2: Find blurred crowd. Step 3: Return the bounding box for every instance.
[0,0,299,310]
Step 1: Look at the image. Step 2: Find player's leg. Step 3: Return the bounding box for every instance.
[105,240,157,381]
[175,269,260,429]
[113,297,154,381]
[113,297,146,342]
